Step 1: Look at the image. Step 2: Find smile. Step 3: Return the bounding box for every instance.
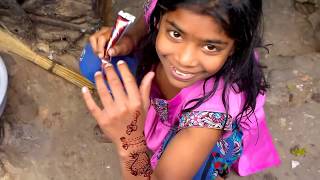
[170,66,196,81]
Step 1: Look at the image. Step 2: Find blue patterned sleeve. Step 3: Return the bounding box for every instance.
[179,111,233,131]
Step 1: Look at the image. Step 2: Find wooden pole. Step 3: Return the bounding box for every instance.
[95,0,113,26]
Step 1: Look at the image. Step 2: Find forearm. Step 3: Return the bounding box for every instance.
[126,15,148,48]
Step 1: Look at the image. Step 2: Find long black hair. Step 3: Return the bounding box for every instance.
[136,0,269,124]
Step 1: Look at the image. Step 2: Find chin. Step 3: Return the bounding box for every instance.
[168,78,197,89]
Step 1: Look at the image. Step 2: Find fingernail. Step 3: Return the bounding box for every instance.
[149,71,155,78]
[104,62,112,68]
[101,59,109,64]
[94,71,102,76]
[117,60,125,65]
[82,86,88,93]
[98,53,103,58]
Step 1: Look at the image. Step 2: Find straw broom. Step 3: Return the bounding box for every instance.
[0,29,95,91]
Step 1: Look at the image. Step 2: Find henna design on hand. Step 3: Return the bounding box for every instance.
[126,150,153,177]
[120,136,147,150]
[121,111,152,177]
[126,123,137,135]
[126,111,141,135]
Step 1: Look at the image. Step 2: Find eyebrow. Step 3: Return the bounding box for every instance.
[165,19,229,45]
[166,19,185,34]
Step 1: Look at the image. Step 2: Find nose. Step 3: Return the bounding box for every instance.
[178,43,198,67]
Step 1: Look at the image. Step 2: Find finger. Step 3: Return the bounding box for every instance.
[94,71,113,107]
[139,72,155,110]
[108,37,134,57]
[103,63,127,103]
[97,33,109,59]
[89,27,110,54]
[116,60,140,101]
[89,36,98,54]
[82,86,103,120]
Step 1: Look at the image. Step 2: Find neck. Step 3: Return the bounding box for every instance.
[155,64,180,100]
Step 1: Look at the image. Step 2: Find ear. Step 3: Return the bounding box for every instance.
[156,14,166,30]
[156,17,162,30]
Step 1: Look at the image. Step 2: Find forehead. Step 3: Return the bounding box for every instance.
[163,8,229,40]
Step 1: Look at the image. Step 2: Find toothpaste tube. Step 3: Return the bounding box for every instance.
[102,10,136,64]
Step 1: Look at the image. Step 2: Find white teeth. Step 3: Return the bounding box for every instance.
[171,66,195,80]
[175,69,188,76]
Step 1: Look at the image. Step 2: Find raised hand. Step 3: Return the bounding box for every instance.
[89,27,135,60]
[89,16,147,60]
[81,60,154,152]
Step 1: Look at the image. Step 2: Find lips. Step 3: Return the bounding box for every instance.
[170,66,196,81]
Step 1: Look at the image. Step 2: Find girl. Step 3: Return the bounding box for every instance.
[81,0,281,179]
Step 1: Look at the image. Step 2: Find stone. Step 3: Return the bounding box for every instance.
[36,25,82,42]
[308,10,320,29]
[292,160,301,169]
[0,160,6,177]
[32,1,92,20]
[311,93,320,103]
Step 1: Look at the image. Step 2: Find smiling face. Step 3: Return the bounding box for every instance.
[155,8,235,97]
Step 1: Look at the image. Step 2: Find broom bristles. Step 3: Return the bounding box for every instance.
[0,29,95,91]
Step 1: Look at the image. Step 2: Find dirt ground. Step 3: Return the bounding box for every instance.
[0,0,319,180]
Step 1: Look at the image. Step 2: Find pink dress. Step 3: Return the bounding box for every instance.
[144,77,281,176]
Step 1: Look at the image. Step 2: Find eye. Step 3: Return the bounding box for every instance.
[168,30,182,39]
[204,44,218,52]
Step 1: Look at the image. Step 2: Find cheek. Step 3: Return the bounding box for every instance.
[155,35,162,56]
[201,56,229,74]
[155,35,167,56]
[155,31,175,57]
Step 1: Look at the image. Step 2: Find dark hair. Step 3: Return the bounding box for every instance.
[136,0,269,125]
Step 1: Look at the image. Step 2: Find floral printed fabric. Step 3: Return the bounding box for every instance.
[151,98,168,122]
[178,112,242,180]
[179,111,233,131]
[197,124,243,180]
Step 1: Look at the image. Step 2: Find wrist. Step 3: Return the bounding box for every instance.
[115,132,153,178]
[116,134,149,158]
[117,144,149,160]
[126,34,138,49]
[126,16,147,48]
[117,145,153,178]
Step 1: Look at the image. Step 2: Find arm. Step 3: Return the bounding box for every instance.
[117,127,221,180]
[156,128,222,179]
[124,15,148,51]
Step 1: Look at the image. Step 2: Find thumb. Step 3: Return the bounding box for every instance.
[108,45,127,57]
[139,72,155,110]
[108,37,134,57]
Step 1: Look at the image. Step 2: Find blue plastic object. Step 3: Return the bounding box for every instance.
[79,43,138,84]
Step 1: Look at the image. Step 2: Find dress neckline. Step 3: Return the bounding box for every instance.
[150,78,205,105]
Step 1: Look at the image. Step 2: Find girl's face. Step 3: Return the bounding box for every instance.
[156,8,235,91]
